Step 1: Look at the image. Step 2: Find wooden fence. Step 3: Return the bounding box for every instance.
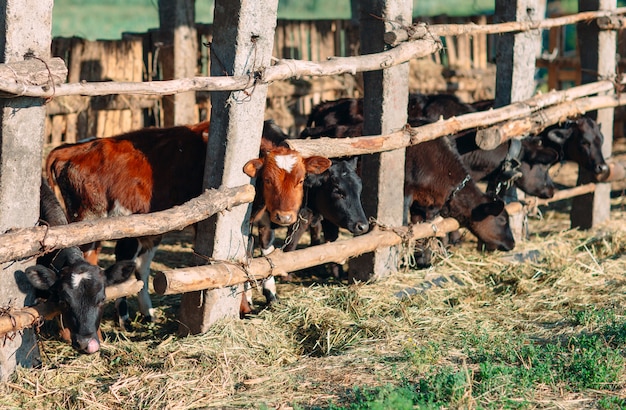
[2,4,626,347]
[45,15,498,146]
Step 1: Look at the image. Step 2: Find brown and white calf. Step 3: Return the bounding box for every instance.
[46,121,330,325]
[25,178,136,353]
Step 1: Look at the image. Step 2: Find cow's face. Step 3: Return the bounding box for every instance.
[469,199,515,252]
[307,157,369,235]
[547,116,610,181]
[516,139,559,199]
[25,258,135,354]
[244,147,331,226]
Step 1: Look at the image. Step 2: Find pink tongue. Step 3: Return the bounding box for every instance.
[86,338,100,354]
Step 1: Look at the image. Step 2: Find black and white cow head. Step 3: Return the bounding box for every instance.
[25,249,135,354]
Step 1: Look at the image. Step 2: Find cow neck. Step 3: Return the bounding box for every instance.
[281,186,311,250]
[490,138,523,196]
[440,173,471,219]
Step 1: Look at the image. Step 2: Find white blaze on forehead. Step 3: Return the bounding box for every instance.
[274,154,298,173]
[72,272,92,288]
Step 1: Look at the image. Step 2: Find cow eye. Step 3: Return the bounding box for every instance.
[298,179,304,185]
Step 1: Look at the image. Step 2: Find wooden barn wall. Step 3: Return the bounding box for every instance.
[49,14,595,147]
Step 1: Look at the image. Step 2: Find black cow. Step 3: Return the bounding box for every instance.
[304,95,560,200]
[541,115,610,181]
[469,99,610,182]
[282,156,369,278]
[24,179,135,354]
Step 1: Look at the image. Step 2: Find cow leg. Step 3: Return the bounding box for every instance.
[262,276,278,304]
[135,246,158,322]
[113,238,141,330]
[403,194,413,226]
[309,216,324,246]
[321,220,344,279]
[240,284,253,318]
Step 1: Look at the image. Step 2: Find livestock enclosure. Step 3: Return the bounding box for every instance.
[2,0,626,408]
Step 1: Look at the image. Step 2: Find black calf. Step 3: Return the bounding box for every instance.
[25,179,135,354]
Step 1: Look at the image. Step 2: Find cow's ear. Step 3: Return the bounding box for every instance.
[346,156,359,170]
[546,128,573,145]
[243,158,264,177]
[304,156,331,175]
[471,200,505,221]
[25,265,58,290]
[305,172,327,188]
[533,147,559,165]
[104,260,136,286]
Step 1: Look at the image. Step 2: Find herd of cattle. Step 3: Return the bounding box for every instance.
[23,92,609,354]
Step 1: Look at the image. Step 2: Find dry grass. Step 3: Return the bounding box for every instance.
[2,196,626,409]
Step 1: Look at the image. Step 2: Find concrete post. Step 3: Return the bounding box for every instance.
[177,0,279,335]
[493,0,544,243]
[0,0,54,380]
[571,0,616,228]
[348,0,411,282]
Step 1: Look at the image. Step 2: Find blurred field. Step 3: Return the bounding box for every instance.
[52,0,495,40]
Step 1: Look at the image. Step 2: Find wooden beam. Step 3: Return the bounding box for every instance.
[384,8,626,46]
[0,38,442,99]
[0,185,255,265]
[154,217,461,296]
[285,91,626,159]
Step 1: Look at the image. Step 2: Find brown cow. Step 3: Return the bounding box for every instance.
[46,121,330,326]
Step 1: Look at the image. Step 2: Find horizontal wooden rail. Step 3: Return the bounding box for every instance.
[0,277,144,337]
[285,78,626,158]
[476,94,626,149]
[0,184,255,264]
[385,8,626,46]
[153,216,461,296]
[2,10,624,101]
[0,39,441,99]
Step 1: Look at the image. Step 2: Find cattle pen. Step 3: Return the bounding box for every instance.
[1,0,626,403]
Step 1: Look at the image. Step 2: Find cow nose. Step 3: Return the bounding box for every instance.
[353,221,369,235]
[273,211,294,226]
[74,336,100,354]
[596,163,609,176]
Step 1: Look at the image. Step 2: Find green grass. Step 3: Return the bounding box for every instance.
[315,307,626,409]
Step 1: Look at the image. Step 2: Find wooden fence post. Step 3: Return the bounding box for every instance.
[177,0,279,335]
[348,0,411,282]
[0,0,55,380]
[491,0,544,242]
[571,0,616,228]
[158,0,198,126]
